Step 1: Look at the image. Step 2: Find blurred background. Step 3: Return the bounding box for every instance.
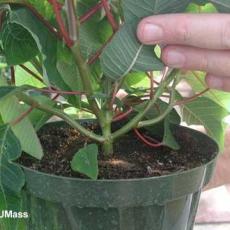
[194,127,230,230]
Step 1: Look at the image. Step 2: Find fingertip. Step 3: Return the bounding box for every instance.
[161,46,186,68]
[161,46,170,64]
[205,75,224,90]
[136,19,164,45]
[136,19,146,43]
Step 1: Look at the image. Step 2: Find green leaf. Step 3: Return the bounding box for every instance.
[123,0,191,23]
[163,119,180,150]
[79,19,103,59]
[24,93,56,131]
[178,95,229,151]
[101,0,193,80]
[124,72,148,88]
[56,43,83,107]
[0,22,39,65]
[71,144,99,180]
[209,0,230,12]
[77,0,110,59]
[183,71,230,112]
[0,0,54,21]
[0,124,25,230]
[0,124,24,193]
[134,100,181,149]
[192,0,209,5]
[26,0,54,21]
[6,6,80,105]
[0,85,30,101]
[0,86,17,100]
[8,7,71,87]
[0,96,43,159]
[15,63,45,88]
[98,18,113,44]
[101,23,163,80]
[186,3,218,13]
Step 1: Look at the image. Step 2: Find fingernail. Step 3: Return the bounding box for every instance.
[207,76,223,90]
[141,23,163,43]
[165,50,185,68]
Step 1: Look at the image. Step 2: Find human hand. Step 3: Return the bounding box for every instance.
[137,14,230,92]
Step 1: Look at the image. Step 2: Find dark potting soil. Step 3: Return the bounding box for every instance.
[19,121,217,179]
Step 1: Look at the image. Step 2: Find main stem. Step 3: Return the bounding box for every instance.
[101,111,113,156]
[69,2,113,155]
[71,44,104,120]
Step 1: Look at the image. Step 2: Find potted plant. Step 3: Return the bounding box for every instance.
[0,0,229,229]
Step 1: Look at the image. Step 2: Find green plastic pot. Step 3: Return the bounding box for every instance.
[19,123,218,230]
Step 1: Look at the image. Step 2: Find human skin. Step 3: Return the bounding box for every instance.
[137,14,230,92]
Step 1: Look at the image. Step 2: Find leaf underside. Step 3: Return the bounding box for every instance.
[179,95,228,151]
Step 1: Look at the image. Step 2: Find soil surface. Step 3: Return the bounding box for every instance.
[19,121,217,179]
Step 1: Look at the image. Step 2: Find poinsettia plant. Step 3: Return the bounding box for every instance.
[0,0,229,201]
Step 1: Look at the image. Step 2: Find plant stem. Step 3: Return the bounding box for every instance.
[65,0,77,42]
[111,69,179,140]
[87,34,113,64]
[10,66,15,85]
[138,74,180,128]
[71,44,103,121]
[0,10,5,31]
[113,107,133,122]
[137,105,173,128]
[134,129,162,147]
[49,0,74,47]
[80,2,103,24]
[2,1,61,39]
[10,106,34,126]
[30,58,43,74]
[17,92,105,143]
[19,64,44,83]
[68,0,103,122]
[101,0,118,32]
[36,88,85,95]
[69,1,115,155]
[175,88,209,106]
[101,111,113,155]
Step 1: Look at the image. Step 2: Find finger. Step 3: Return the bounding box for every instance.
[206,75,230,92]
[161,46,230,77]
[137,14,230,50]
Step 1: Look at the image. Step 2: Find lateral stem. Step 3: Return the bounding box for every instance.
[17,93,105,143]
[111,69,180,140]
[138,72,180,128]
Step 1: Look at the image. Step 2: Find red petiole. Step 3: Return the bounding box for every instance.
[37,88,85,96]
[48,0,74,47]
[101,0,118,32]
[134,129,163,148]
[113,107,133,122]
[175,88,209,106]
[80,2,103,24]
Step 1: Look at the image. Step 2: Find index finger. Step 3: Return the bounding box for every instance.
[137,14,230,50]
